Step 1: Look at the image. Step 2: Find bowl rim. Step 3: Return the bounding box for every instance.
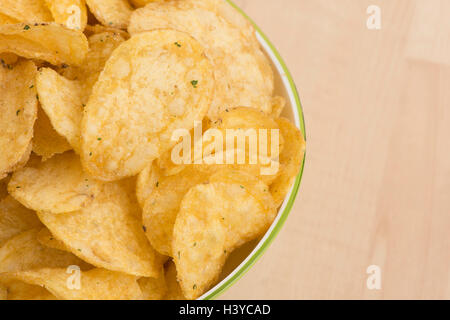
[199,0,307,300]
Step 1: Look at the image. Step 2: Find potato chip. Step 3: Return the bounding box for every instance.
[59,31,126,103]
[129,0,274,120]
[7,268,144,300]
[84,23,130,39]
[138,267,167,300]
[38,181,163,277]
[0,12,18,25]
[0,196,42,246]
[172,183,227,300]
[45,0,88,30]
[36,68,84,151]
[0,177,9,200]
[173,170,276,299]
[0,277,56,300]
[86,0,133,29]
[142,165,210,256]
[164,260,185,300]
[0,282,6,299]
[0,0,53,23]
[0,229,90,272]
[270,118,306,207]
[81,29,214,181]
[0,60,38,179]
[0,23,88,66]
[136,162,158,208]
[37,228,68,251]
[0,52,17,65]
[8,152,101,214]
[33,107,72,161]
[271,95,286,119]
[196,107,284,184]
[130,0,163,8]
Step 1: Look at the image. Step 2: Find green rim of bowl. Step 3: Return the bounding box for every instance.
[200,0,307,300]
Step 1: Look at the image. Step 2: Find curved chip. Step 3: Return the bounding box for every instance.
[84,23,130,39]
[0,283,6,300]
[138,267,167,300]
[6,268,144,300]
[82,29,214,181]
[86,0,133,30]
[130,0,161,7]
[33,107,72,161]
[60,31,126,103]
[0,196,42,246]
[0,229,90,273]
[270,118,306,207]
[271,95,286,119]
[164,260,185,300]
[142,165,210,256]
[136,162,158,208]
[173,170,276,299]
[37,227,68,251]
[45,0,88,30]
[0,23,88,66]
[0,60,38,179]
[8,152,101,214]
[197,107,284,184]
[0,0,53,23]
[0,12,18,25]
[129,0,274,120]
[38,181,164,277]
[36,68,84,152]
[0,277,56,300]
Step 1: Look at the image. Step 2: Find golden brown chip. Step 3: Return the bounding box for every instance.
[138,267,167,300]
[129,0,274,120]
[164,260,185,300]
[0,12,18,25]
[196,107,284,185]
[8,152,101,214]
[0,229,90,273]
[36,68,84,152]
[0,276,56,300]
[173,170,276,299]
[0,177,9,200]
[0,282,6,299]
[81,29,214,181]
[130,0,161,7]
[136,162,158,208]
[37,227,68,251]
[6,268,144,300]
[86,0,133,29]
[142,165,210,256]
[172,183,227,300]
[0,60,38,179]
[0,0,53,23]
[33,107,72,161]
[0,52,17,64]
[0,196,42,247]
[45,0,88,30]
[0,23,88,66]
[60,31,126,103]
[38,181,163,277]
[270,118,306,207]
[271,95,286,118]
[84,23,130,39]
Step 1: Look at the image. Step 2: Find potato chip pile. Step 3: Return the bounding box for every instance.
[0,0,305,300]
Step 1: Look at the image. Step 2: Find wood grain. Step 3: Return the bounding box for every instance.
[221,0,450,300]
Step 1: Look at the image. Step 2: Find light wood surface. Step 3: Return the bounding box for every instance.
[221,0,450,300]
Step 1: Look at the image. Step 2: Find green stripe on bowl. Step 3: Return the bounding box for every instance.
[200,0,307,300]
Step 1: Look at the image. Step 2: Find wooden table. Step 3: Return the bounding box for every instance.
[221,0,450,300]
